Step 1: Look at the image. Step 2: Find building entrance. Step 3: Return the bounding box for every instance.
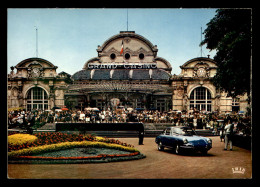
[26,87,49,111]
[189,87,212,112]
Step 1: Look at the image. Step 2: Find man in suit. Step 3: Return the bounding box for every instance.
[26,112,35,134]
[224,120,234,151]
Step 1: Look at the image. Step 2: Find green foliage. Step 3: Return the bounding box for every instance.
[32,122,46,130]
[201,9,251,98]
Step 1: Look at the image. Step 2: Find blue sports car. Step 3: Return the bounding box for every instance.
[155,126,212,155]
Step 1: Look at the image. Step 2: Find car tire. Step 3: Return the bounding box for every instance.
[158,141,164,151]
[175,144,180,154]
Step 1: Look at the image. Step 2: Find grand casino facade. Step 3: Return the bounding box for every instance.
[8,31,249,113]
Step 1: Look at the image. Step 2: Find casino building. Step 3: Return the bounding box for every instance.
[7,31,249,113]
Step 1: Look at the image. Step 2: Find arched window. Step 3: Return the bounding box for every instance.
[189,87,212,112]
[26,87,48,111]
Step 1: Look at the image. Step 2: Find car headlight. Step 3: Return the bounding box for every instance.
[183,138,188,144]
[207,138,212,144]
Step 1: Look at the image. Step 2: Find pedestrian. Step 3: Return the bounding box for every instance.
[72,112,76,123]
[8,112,14,128]
[122,112,127,123]
[91,112,96,123]
[219,121,225,142]
[54,112,58,122]
[213,119,218,135]
[27,112,35,135]
[224,120,234,151]
[209,118,214,131]
[188,116,194,129]
[21,113,27,129]
[197,116,202,129]
[101,112,105,123]
[58,112,62,122]
[202,116,207,129]
[79,111,85,122]
[138,130,144,145]
[193,116,197,129]
[85,111,91,123]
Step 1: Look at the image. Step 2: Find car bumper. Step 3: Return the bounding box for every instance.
[180,143,212,152]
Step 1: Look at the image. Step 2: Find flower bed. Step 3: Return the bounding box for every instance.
[8,132,145,164]
[8,141,139,157]
[8,134,38,146]
[11,151,140,160]
[8,132,133,152]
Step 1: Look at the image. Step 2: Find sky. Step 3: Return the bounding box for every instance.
[7,8,217,75]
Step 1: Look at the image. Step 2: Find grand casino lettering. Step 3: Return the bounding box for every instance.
[88,63,157,69]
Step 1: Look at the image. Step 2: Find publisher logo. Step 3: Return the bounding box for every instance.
[232,167,245,174]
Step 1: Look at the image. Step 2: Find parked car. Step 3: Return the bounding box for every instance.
[155,126,212,155]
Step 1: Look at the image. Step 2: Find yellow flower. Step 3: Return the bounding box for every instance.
[8,134,38,146]
[94,136,106,141]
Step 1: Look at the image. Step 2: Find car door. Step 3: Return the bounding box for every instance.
[159,127,171,146]
[169,127,178,148]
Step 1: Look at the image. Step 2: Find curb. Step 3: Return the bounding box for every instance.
[8,153,146,164]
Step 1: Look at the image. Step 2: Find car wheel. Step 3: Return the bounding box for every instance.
[175,144,181,154]
[158,141,164,151]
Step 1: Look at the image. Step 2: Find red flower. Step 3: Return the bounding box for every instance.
[13,152,139,160]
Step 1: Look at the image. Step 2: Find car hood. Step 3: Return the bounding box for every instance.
[184,135,208,142]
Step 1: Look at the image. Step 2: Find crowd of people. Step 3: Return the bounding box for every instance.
[8,107,251,136]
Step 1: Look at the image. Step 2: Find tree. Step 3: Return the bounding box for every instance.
[200,9,251,99]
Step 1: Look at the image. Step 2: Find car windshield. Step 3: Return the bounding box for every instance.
[181,129,196,136]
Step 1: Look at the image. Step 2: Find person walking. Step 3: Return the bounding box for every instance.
[224,120,234,151]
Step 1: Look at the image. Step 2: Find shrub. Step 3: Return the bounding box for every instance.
[32,122,46,130]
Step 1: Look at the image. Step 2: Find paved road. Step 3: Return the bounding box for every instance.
[8,136,252,179]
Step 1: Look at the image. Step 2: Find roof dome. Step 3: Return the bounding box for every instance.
[180,57,217,69]
[15,57,57,69]
[97,31,158,55]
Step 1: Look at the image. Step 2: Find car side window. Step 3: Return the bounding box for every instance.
[163,129,166,135]
[172,128,183,135]
[165,128,171,135]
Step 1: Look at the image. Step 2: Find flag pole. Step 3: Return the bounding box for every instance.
[127,9,128,31]
[35,26,38,58]
[200,27,203,57]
